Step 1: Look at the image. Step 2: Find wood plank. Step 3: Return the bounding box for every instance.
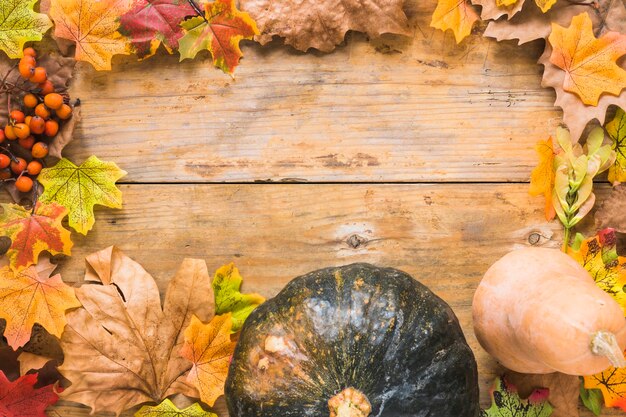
[63,0,561,183]
[2,183,611,415]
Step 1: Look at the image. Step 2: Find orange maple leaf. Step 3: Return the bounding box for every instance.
[529,137,557,221]
[431,0,479,44]
[0,202,73,272]
[0,257,81,349]
[180,314,236,406]
[549,12,626,106]
[48,0,133,70]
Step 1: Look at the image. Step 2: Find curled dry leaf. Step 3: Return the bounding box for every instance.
[59,246,215,416]
[239,0,411,52]
[595,185,626,233]
[505,371,580,417]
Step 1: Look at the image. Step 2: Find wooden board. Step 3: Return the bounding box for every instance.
[61,0,562,183]
[2,183,609,416]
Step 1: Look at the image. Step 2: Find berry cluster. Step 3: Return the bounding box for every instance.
[0,47,74,193]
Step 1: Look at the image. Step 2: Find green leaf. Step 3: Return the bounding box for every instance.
[580,382,603,416]
[37,156,127,235]
[0,0,51,59]
[481,377,553,417]
[606,107,626,184]
[135,399,216,417]
[213,263,264,332]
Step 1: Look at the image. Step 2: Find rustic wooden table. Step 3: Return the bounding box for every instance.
[2,0,618,415]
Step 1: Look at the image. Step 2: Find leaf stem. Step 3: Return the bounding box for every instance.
[563,226,571,253]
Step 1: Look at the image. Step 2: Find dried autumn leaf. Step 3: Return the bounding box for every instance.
[548,12,626,106]
[481,376,553,416]
[606,107,626,184]
[0,202,73,272]
[529,137,556,221]
[135,399,217,417]
[0,0,52,59]
[569,228,626,312]
[505,371,579,417]
[0,256,80,349]
[431,0,480,43]
[213,263,264,332]
[240,0,411,52]
[59,246,214,415]
[178,0,258,74]
[118,0,195,59]
[180,314,236,407]
[37,156,127,235]
[48,0,133,70]
[595,185,626,233]
[0,371,59,417]
[471,0,525,21]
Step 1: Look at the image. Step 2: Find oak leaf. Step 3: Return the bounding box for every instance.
[568,229,626,313]
[548,12,626,106]
[240,0,411,52]
[481,376,553,416]
[180,314,236,407]
[0,0,52,59]
[0,371,58,417]
[118,0,195,59]
[431,0,480,44]
[178,0,258,74]
[504,371,579,417]
[606,107,626,184]
[529,137,556,221]
[135,399,217,417]
[48,0,133,70]
[59,246,215,415]
[0,202,73,272]
[37,156,127,235]
[213,263,264,332]
[595,185,626,233]
[0,256,80,349]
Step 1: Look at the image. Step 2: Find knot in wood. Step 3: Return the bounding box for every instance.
[528,232,541,246]
[347,234,367,249]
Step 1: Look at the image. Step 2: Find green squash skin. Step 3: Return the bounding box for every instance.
[225,263,480,417]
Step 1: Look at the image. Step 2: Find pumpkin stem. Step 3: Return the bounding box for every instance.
[591,331,626,368]
[328,387,371,417]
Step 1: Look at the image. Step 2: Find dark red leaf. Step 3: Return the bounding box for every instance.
[0,371,58,417]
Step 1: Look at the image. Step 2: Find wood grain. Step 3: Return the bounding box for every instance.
[1,183,611,416]
[62,0,562,183]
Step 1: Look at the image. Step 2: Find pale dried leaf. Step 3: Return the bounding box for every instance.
[472,0,525,20]
[59,246,215,416]
[595,184,626,232]
[239,0,412,52]
[505,371,580,417]
[18,352,54,375]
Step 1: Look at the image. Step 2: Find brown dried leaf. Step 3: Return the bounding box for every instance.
[239,0,412,52]
[595,184,626,233]
[472,0,525,20]
[484,0,626,45]
[539,42,626,141]
[59,246,215,415]
[505,371,580,417]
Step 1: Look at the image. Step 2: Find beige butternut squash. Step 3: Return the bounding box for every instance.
[473,247,626,375]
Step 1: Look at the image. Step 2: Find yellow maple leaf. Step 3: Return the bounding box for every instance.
[496,0,518,6]
[548,12,626,106]
[48,0,133,70]
[431,0,479,44]
[0,257,81,349]
[534,0,557,12]
[529,137,556,221]
[135,398,216,417]
[180,314,236,407]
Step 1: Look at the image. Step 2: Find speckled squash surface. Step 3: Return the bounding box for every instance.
[225,263,480,417]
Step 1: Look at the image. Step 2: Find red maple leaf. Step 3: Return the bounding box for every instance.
[0,371,58,417]
[118,0,195,59]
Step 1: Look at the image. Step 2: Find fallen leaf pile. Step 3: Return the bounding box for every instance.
[431,0,626,141]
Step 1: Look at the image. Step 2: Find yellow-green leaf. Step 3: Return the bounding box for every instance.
[606,107,626,184]
[37,156,127,235]
[213,263,264,332]
[135,399,216,417]
[0,0,52,59]
[496,0,519,6]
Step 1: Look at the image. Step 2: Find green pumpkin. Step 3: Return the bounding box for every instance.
[225,263,479,417]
